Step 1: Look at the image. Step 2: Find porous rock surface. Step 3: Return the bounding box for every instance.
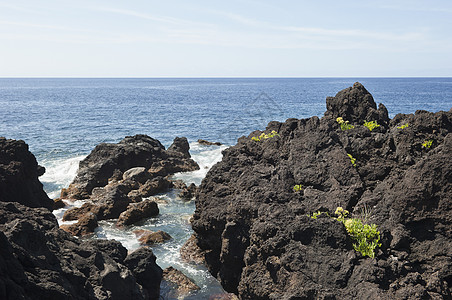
[0,137,54,210]
[192,83,452,299]
[0,138,163,299]
[62,135,199,200]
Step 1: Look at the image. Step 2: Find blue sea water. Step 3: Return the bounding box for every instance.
[1,77,451,298]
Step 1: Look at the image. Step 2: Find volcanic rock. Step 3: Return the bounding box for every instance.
[117,199,159,227]
[63,135,199,200]
[0,201,162,300]
[197,139,223,146]
[168,137,191,158]
[162,266,200,296]
[135,230,172,245]
[0,137,54,210]
[60,212,98,236]
[192,83,452,299]
[180,234,206,264]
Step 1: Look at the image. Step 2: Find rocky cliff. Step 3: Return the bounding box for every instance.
[192,83,452,299]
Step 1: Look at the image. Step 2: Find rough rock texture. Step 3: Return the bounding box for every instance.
[60,212,98,236]
[135,230,172,245]
[178,183,198,200]
[162,266,200,297]
[116,199,159,227]
[0,137,54,210]
[198,139,223,146]
[192,83,452,299]
[180,234,206,264]
[62,135,199,200]
[0,201,162,300]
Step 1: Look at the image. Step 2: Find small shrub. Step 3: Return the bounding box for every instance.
[397,123,409,129]
[293,184,303,192]
[336,117,354,131]
[422,139,433,149]
[334,207,381,259]
[251,130,279,142]
[347,153,357,167]
[363,120,380,131]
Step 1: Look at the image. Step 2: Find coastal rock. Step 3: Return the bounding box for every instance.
[180,234,206,264]
[135,230,172,245]
[177,183,198,200]
[0,137,54,210]
[0,201,162,300]
[162,266,200,297]
[63,135,199,200]
[137,177,172,198]
[168,137,191,158]
[124,247,163,300]
[60,212,98,236]
[116,199,159,227]
[192,83,452,299]
[197,139,223,146]
[122,167,149,184]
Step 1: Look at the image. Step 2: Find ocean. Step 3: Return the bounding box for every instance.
[1,77,451,298]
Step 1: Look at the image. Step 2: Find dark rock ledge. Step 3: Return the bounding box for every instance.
[191,82,452,299]
[0,137,162,300]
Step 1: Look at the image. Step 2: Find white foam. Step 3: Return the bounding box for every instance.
[172,142,228,185]
[40,155,85,198]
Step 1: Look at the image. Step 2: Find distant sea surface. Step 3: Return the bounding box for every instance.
[1,77,451,298]
[1,78,451,159]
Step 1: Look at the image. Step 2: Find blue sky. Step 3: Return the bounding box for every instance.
[0,0,451,77]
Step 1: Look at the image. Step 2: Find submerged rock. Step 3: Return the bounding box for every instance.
[198,139,223,146]
[162,266,200,297]
[0,137,54,210]
[192,83,452,299]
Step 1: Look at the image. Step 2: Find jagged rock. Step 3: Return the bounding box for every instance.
[116,199,159,227]
[60,212,98,236]
[197,139,222,146]
[192,83,452,299]
[138,177,171,198]
[134,230,172,245]
[124,247,163,300]
[168,137,191,158]
[0,201,162,300]
[53,198,66,209]
[0,137,54,210]
[122,167,149,184]
[162,266,200,297]
[63,135,199,200]
[324,82,389,126]
[63,202,99,221]
[177,183,198,200]
[180,234,206,264]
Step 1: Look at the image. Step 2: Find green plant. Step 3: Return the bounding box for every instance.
[422,139,433,149]
[397,123,409,129]
[334,207,381,259]
[309,211,324,219]
[336,117,354,131]
[363,120,380,131]
[251,130,279,142]
[293,184,303,192]
[347,153,357,167]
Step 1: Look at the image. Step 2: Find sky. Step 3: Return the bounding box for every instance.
[0,0,451,77]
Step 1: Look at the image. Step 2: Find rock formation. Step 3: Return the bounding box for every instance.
[62,135,199,200]
[191,83,452,299]
[0,138,54,210]
[0,137,163,299]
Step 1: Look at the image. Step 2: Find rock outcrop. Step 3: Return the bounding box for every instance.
[0,201,162,300]
[0,138,163,299]
[0,137,54,210]
[62,135,199,200]
[60,135,198,234]
[162,266,200,297]
[117,199,159,227]
[192,83,452,299]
